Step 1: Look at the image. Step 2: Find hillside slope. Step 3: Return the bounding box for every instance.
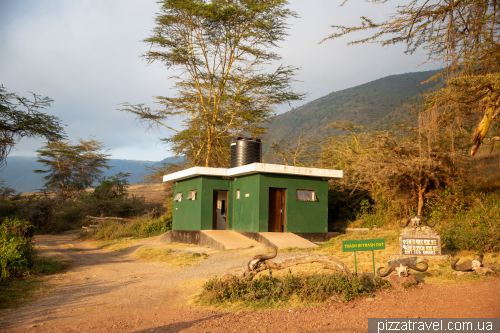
[265,70,441,144]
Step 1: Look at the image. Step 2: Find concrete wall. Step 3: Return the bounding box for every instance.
[232,173,328,233]
[173,174,328,233]
[259,174,328,233]
[172,177,203,230]
[172,176,231,230]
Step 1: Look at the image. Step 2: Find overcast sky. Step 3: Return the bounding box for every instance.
[1,0,439,161]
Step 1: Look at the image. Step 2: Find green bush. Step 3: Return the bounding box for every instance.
[85,211,172,240]
[200,272,382,308]
[0,218,35,282]
[437,192,500,252]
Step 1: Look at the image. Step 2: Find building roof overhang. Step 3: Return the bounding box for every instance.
[163,163,342,183]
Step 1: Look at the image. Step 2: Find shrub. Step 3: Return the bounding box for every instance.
[200,272,381,308]
[0,218,35,282]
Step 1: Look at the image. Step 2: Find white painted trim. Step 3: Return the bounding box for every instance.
[226,163,342,178]
[164,163,343,182]
[162,167,227,182]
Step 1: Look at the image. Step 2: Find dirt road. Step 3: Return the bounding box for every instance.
[1,231,499,333]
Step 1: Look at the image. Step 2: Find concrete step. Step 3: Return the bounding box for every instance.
[200,230,261,250]
[258,232,319,249]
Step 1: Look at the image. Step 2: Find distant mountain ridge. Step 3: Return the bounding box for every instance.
[0,156,181,193]
[264,70,442,144]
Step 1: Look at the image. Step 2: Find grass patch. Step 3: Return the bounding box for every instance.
[61,244,85,252]
[315,230,400,275]
[316,230,498,284]
[82,214,172,241]
[0,257,67,312]
[89,238,141,252]
[198,272,388,309]
[134,247,208,267]
[0,278,46,311]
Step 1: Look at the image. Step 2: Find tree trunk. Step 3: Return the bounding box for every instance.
[417,180,428,215]
[471,90,500,156]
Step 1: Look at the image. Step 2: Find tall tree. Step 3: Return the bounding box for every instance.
[34,138,110,198]
[120,0,304,167]
[0,85,65,167]
[323,0,500,157]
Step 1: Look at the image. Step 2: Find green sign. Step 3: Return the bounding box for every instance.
[342,239,385,252]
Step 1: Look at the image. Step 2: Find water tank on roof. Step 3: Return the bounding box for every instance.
[230,137,262,168]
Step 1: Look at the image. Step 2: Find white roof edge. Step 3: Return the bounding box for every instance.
[162,166,227,182]
[227,163,343,178]
[163,163,343,182]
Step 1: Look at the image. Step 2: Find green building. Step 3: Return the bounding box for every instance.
[163,163,342,235]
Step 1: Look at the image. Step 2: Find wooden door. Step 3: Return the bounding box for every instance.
[268,188,285,232]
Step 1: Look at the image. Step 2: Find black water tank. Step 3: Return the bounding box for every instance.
[230,137,262,168]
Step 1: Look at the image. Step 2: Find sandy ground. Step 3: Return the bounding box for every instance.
[0,231,499,333]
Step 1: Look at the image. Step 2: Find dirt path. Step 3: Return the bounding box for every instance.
[1,232,499,333]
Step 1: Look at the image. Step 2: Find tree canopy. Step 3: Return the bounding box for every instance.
[0,85,65,167]
[35,138,110,198]
[324,0,500,157]
[121,0,304,167]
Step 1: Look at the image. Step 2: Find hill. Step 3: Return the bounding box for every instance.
[264,70,442,144]
[0,156,182,193]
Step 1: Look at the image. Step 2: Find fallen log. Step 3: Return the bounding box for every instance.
[241,250,353,281]
[85,216,133,223]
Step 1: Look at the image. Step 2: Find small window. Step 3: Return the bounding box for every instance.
[174,192,183,202]
[186,190,197,200]
[297,190,316,201]
[236,189,240,199]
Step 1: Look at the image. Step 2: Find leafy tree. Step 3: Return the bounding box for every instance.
[0,85,65,167]
[266,132,320,166]
[320,122,460,216]
[120,0,304,167]
[324,0,500,157]
[34,138,111,198]
[92,172,131,200]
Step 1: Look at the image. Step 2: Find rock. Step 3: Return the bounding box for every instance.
[400,226,438,236]
[388,256,418,267]
[452,271,474,277]
[387,274,418,288]
[474,267,494,276]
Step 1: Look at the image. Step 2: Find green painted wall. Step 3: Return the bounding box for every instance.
[200,177,232,230]
[258,174,328,233]
[172,177,202,230]
[231,173,328,233]
[173,173,328,233]
[172,176,231,231]
[232,175,261,232]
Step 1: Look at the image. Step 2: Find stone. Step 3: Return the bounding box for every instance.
[388,254,449,263]
[474,267,495,276]
[399,231,442,256]
[388,256,418,267]
[387,274,418,289]
[452,271,474,277]
[400,226,438,236]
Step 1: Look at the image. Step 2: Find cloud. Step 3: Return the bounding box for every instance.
[1,0,438,161]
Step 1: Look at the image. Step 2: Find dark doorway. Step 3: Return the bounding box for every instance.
[212,190,228,230]
[268,188,286,232]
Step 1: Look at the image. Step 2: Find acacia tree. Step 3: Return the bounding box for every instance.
[121,0,304,167]
[324,0,500,157]
[34,138,110,198]
[266,132,320,167]
[0,85,65,167]
[320,122,460,216]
